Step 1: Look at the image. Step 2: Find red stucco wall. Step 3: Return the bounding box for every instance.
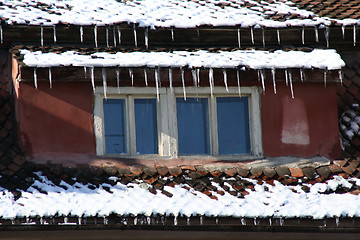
[261,82,341,159]
[17,82,96,160]
[16,80,341,161]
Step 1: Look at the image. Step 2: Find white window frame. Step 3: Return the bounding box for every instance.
[94,86,263,160]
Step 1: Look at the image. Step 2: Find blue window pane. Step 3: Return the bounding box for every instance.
[217,97,250,154]
[103,99,127,154]
[177,98,209,155]
[135,99,158,154]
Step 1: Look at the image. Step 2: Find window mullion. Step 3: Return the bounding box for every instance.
[128,95,136,155]
[210,96,219,155]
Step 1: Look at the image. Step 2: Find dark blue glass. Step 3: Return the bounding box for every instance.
[135,99,158,154]
[217,97,250,154]
[177,98,209,155]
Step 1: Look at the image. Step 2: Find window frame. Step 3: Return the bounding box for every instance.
[94,86,263,160]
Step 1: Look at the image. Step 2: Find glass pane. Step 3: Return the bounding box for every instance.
[103,99,127,154]
[177,98,209,155]
[135,99,158,154]
[217,97,250,154]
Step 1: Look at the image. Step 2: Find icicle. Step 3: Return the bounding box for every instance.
[289,69,294,98]
[48,68,52,88]
[302,26,305,45]
[269,218,272,226]
[33,68,38,89]
[155,68,160,101]
[106,26,109,48]
[129,68,134,86]
[171,28,174,42]
[94,25,98,47]
[196,68,200,87]
[80,26,84,43]
[187,217,190,226]
[144,68,148,86]
[197,29,200,38]
[0,25,3,44]
[144,27,149,49]
[208,68,214,97]
[353,25,357,46]
[324,69,327,88]
[90,66,95,93]
[40,25,44,47]
[325,26,330,48]
[168,68,173,91]
[53,25,57,43]
[237,28,241,48]
[174,215,178,226]
[285,69,289,86]
[277,28,281,45]
[338,69,343,85]
[342,25,346,39]
[222,69,229,92]
[200,216,203,225]
[133,25,138,47]
[192,68,198,87]
[181,67,186,100]
[335,217,340,227]
[117,26,121,45]
[315,26,319,42]
[116,68,120,93]
[237,68,241,97]
[300,68,305,82]
[259,69,265,92]
[250,26,254,44]
[262,27,265,47]
[253,218,258,226]
[271,68,277,94]
[241,218,246,225]
[78,217,82,225]
[102,68,107,99]
[113,26,117,47]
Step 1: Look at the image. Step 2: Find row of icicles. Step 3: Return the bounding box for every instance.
[32,66,343,99]
[0,23,358,48]
[13,215,343,227]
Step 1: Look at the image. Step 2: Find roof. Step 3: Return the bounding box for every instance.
[0,0,358,28]
[1,158,360,221]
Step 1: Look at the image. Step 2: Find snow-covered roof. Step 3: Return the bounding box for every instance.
[0,0,358,28]
[19,48,345,70]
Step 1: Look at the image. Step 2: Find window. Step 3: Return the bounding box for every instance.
[94,86,262,159]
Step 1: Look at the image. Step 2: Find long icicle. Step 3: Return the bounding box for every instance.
[325,26,330,48]
[260,69,266,92]
[338,69,343,85]
[33,68,38,89]
[353,25,357,46]
[237,68,241,97]
[324,69,327,88]
[53,25,57,43]
[106,26,109,48]
[116,67,120,93]
[133,25,138,47]
[209,68,214,97]
[181,67,186,100]
[48,68,52,88]
[250,26,255,44]
[90,66,95,93]
[113,26,117,47]
[192,68,197,87]
[237,28,241,48]
[277,28,281,45]
[94,25,98,47]
[84,66,87,78]
[102,68,107,98]
[289,70,294,98]
[168,68,173,90]
[117,26,121,45]
[171,28,174,42]
[271,68,277,94]
[80,26,84,43]
[222,69,229,92]
[155,68,160,101]
[262,27,265,47]
[342,25,345,39]
[0,25,3,44]
[285,69,289,86]
[302,26,305,45]
[145,27,149,49]
[300,69,305,82]
[315,26,319,42]
[144,68,148,86]
[40,25,44,47]
[129,68,134,86]
[196,68,200,87]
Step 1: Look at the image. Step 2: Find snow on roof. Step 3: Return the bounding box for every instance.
[1,172,360,220]
[19,49,345,70]
[0,0,358,28]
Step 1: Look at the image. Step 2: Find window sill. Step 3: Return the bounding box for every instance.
[100,154,263,161]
